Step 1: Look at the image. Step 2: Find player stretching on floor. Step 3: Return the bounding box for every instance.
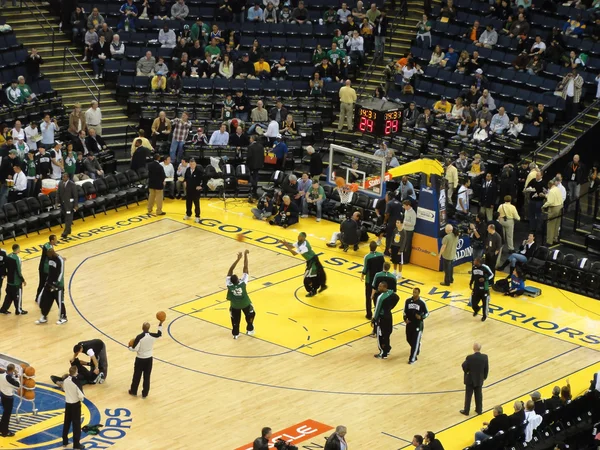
[280,232,327,297]
[227,250,256,339]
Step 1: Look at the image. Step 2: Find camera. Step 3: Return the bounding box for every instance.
[273,439,298,450]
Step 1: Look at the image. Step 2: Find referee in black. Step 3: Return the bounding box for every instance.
[403,287,429,365]
[128,318,163,398]
[372,281,400,359]
[62,365,85,450]
[470,257,494,322]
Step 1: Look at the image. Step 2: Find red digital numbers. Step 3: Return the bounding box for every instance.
[359,116,374,133]
[384,119,399,135]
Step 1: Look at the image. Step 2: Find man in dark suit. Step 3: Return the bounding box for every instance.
[473,404,510,443]
[508,400,526,428]
[246,135,264,202]
[56,172,78,239]
[324,425,348,450]
[460,342,489,416]
[84,128,108,154]
[307,146,323,179]
[479,173,497,221]
[147,154,166,216]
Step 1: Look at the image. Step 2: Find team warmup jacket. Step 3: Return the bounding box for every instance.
[46,255,65,289]
[372,270,397,292]
[130,325,163,359]
[0,249,7,278]
[362,251,385,284]
[6,253,24,286]
[373,290,400,319]
[470,264,494,291]
[39,242,52,274]
[403,297,429,329]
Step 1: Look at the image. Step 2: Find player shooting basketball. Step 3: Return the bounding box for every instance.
[226,250,256,339]
[280,233,327,297]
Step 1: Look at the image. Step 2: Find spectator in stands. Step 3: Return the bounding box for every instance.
[510,49,529,71]
[338,80,357,132]
[163,71,180,93]
[529,391,546,416]
[373,10,387,60]
[158,25,176,49]
[229,126,249,148]
[447,97,465,122]
[232,90,250,122]
[263,2,277,22]
[444,159,458,204]
[217,0,233,21]
[291,0,311,24]
[171,0,189,20]
[564,154,584,212]
[312,45,327,67]
[137,51,156,77]
[281,114,297,137]
[471,69,488,93]
[116,0,137,31]
[590,17,600,41]
[440,0,456,21]
[234,53,255,79]
[343,14,360,35]
[526,170,545,233]
[71,6,86,42]
[270,195,299,228]
[463,102,478,129]
[90,35,110,81]
[303,146,321,179]
[87,8,105,31]
[105,35,124,63]
[218,54,234,79]
[433,97,452,118]
[467,50,481,74]
[353,1,367,20]
[175,158,188,199]
[545,386,562,411]
[83,153,104,179]
[153,0,171,19]
[248,2,264,21]
[526,55,544,75]
[5,81,22,106]
[310,72,324,96]
[24,48,43,81]
[254,56,271,79]
[73,130,89,155]
[301,180,325,221]
[455,151,468,172]
[169,112,191,162]
[85,128,107,154]
[324,426,348,450]
[489,107,509,135]
[544,39,564,65]
[455,50,470,74]
[337,3,352,23]
[190,18,209,45]
[528,35,546,57]
[564,50,585,70]
[560,380,571,404]
[82,27,98,63]
[246,101,268,135]
[97,23,114,44]
[542,179,564,246]
[463,20,481,43]
[557,69,583,120]
[315,59,333,82]
[150,112,171,148]
[24,122,40,153]
[191,127,208,146]
[472,119,489,143]
[327,42,346,66]
[361,17,374,38]
[500,232,536,271]
[507,13,530,39]
[412,14,432,49]
[508,400,526,428]
[423,432,444,450]
[460,85,478,106]
[68,104,87,138]
[473,405,510,443]
[524,400,543,442]
[402,102,418,128]
[149,72,165,92]
[477,89,496,111]
[507,116,523,138]
[429,45,445,67]
[280,174,299,200]
[270,57,288,81]
[347,30,365,65]
[208,123,229,146]
[562,15,586,37]
[440,46,458,70]
[476,24,498,49]
[323,5,337,23]
[415,107,433,130]
[15,77,35,104]
[279,5,292,23]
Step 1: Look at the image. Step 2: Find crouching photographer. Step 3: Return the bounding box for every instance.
[274,439,299,450]
[253,427,271,450]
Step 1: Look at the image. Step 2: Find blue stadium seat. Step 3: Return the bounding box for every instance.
[213,78,230,92]
[182,78,199,92]
[133,76,150,91]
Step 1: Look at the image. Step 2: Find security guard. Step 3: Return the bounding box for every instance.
[372,281,400,359]
[403,287,429,365]
[361,241,385,320]
[470,257,494,322]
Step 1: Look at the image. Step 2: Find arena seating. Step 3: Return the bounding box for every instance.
[462,390,600,450]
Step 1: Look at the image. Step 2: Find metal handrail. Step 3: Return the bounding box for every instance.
[356,54,379,98]
[62,47,101,104]
[125,124,138,150]
[388,0,409,52]
[526,98,600,170]
[19,0,56,55]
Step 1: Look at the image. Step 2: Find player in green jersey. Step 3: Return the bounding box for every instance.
[226,250,256,339]
[280,232,327,297]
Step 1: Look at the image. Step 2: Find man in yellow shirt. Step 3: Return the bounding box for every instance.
[433,97,452,118]
[542,179,564,246]
[445,158,458,205]
[254,57,271,79]
[338,79,357,132]
[523,162,539,220]
[497,195,521,251]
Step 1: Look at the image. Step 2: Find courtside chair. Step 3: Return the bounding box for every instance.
[104,174,129,209]
[75,184,95,220]
[37,193,63,229]
[115,172,141,206]
[93,178,119,212]
[82,182,108,216]
[4,202,29,238]
[26,197,52,232]
[0,208,16,243]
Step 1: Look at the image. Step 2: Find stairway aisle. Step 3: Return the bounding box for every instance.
[2,3,136,160]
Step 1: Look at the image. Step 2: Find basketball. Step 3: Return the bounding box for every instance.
[236,233,246,242]
[17,387,24,397]
[23,378,35,389]
[20,362,28,371]
[128,338,135,348]
[24,366,35,377]
[24,390,35,400]
[349,183,359,192]
[156,311,167,322]
[335,176,346,187]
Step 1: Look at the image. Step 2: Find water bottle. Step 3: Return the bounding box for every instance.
[125,17,130,32]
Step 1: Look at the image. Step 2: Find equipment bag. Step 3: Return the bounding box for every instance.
[524,286,542,297]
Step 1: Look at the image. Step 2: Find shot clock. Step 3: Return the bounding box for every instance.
[354,100,402,137]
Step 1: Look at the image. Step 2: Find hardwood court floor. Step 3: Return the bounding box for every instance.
[1,198,600,450]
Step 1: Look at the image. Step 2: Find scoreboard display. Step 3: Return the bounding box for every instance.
[354,100,402,137]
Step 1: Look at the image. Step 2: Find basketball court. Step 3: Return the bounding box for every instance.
[2,197,600,450]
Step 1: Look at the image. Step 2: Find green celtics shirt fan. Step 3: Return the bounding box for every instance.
[226,251,256,339]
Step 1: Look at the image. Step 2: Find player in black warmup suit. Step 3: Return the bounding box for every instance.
[403,287,429,365]
[469,257,494,322]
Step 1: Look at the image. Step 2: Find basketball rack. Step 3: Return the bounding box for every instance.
[0,353,37,421]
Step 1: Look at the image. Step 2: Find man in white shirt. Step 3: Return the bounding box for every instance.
[457,178,471,214]
[84,100,103,136]
[402,200,417,262]
[209,123,230,146]
[40,114,59,147]
[337,3,351,23]
[9,165,27,203]
[128,319,163,398]
[50,142,64,180]
[0,364,20,437]
[62,365,85,449]
[11,121,25,142]
[161,155,175,198]
[529,35,546,56]
[24,121,41,151]
[489,107,509,134]
[554,173,567,202]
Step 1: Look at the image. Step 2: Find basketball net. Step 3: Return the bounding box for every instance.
[337,186,354,204]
